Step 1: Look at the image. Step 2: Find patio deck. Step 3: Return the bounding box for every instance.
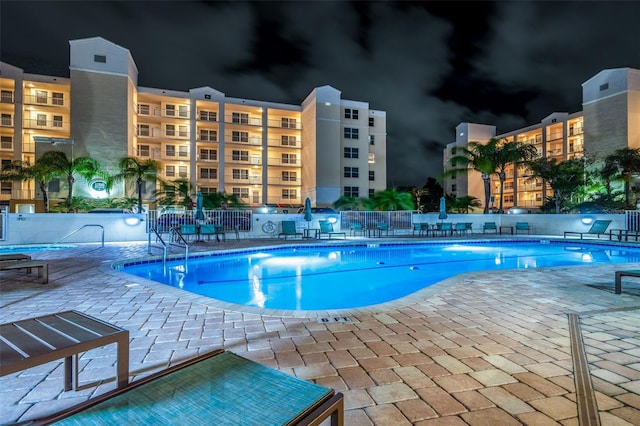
[1,236,639,425]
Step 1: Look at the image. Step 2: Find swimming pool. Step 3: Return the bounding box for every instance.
[0,244,76,253]
[120,241,640,311]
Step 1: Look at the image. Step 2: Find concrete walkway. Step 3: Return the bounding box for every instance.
[1,237,639,425]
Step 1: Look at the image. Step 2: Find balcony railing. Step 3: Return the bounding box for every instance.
[267,158,301,167]
[24,94,67,107]
[224,155,263,165]
[225,115,262,126]
[23,118,68,131]
[224,136,262,146]
[267,177,301,185]
[267,138,301,148]
[266,118,301,129]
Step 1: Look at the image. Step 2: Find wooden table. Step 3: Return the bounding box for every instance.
[0,310,129,390]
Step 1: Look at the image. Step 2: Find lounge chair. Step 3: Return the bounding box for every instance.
[278,220,303,240]
[615,269,640,294]
[483,222,498,234]
[515,222,531,234]
[319,220,346,239]
[33,350,344,426]
[564,220,612,239]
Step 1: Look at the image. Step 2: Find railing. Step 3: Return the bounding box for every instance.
[339,211,415,231]
[45,224,104,249]
[168,228,189,261]
[148,209,253,233]
[626,210,640,232]
[148,226,169,264]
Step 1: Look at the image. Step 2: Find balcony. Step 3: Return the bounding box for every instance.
[267,157,300,167]
[266,118,301,130]
[225,136,262,146]
[24,94,67,107]
[267,138,300,148]
[268,177,301,185]
[23,118,68,131]
[225,155,262,165]
[225,114,262,126]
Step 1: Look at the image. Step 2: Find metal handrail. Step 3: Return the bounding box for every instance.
[46,224,105,250]
[168,228,190,261]
[148,226,169,264]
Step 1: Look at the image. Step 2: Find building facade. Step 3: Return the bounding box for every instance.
[0,37,387,213]
[444,67,640,211]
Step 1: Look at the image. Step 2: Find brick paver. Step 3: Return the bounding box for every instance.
[1,237,639,425]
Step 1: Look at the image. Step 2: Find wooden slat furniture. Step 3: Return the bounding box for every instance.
[615,270,640,295]
[0,253,32,263]
[33,350,343,426]
[0,260,49,284]
[0,311,129,391]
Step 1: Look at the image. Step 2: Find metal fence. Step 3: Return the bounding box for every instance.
[626,210,640,231]
[339,210,415,231]
[148,209,253,233]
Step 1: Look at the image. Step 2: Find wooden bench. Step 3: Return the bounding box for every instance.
[0,260,48,284]
[0,253,32,263]
[615,270,640,294]
[0,310,129,391]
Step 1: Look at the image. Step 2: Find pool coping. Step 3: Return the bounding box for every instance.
[103,237,640,319]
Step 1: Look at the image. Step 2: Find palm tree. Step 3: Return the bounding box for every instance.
[155,178,194,210]
[0,160,60,213]
[40,150,101,207]
[525,157,585,213]
[409,186,429,212]
[448,195,482,213]
[493,140,538,213]
[369,188,414,211]
[113,157,161,213]
[333,195,368,211]
[444,139,500,214]
[603,148,640,208]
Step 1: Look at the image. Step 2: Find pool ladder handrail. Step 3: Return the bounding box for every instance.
[148,226,189,264]
[45,224,105,250]
[168,228,190,262]
[148,226,169,264]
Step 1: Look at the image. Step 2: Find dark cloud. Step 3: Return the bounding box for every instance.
[2,0,639,187]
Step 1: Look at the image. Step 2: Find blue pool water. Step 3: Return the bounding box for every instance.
[0,244,76,253]
[120,241,640,311]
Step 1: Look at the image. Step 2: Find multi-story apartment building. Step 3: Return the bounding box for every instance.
[0,37,387,213]
[444,67,640,211]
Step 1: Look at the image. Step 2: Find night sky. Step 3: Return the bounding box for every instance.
[2,1,639,187]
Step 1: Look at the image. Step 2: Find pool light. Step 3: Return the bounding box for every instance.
[581,216,594,225]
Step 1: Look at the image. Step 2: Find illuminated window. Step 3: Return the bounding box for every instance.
[200,168,217,179]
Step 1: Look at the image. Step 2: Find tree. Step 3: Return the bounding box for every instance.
[155,178,194,210]
[603,148,640,208]
[408,186,429,212]
[114,157,161,213]
[0,160,60,213]
[448,195,481,213]
[493,140,538,213]
[444,139,500,214]
[525,157,585,213]
[369,188,414,211]
[40,150,101,208]
[333,195,369,211]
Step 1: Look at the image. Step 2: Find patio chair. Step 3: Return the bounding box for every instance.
[435,222,452,237]
[278,220,303,240]
[564,220,612,239]
[34,350,344,426]
[454,222,468,236]
[349,222,366,237]
[483,222,498,234]
[615,269,640,294]
[319,220,346,239]
[375,222,394,237]
[200,224,225,242]
[179,224,197,241]
[515,222,531,234]
[412,223,425,237]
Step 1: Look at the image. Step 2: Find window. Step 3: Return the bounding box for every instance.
[344,128,359,139]
[232,112,249,124]
[281,135,296,146]
[282,189,296,199]
[165,124,175,137]
[49,179,60,192]
[53,115,63,128]
[1,136,13,150]
[344,147,359,158]
[178,145,188,158]
[165,104,176,117]
[281,118,296,129]
[369,135,375,145]
[137,104,150,115]
[451,184,457,192]
[35,90,48,104]
[137,144,150,157]
[344,108,359,119]
[52,92,64,106]
[200,111,217,121]
[94,54,107,63]
[232,131,249,142]
[178,166,187,178]
[138,124,150,136]
[199,129,217,142]
[165,145,176,157]
[200,168,217,179]
[200,186,217,194]
[232,187,249,199]
[282,171,297,182]
[344,186,359,197]
[232,150,249,161]
[282,153,297,164]
[36,114,47,126]
[369,171,375,181]
[178,125,188,138]
[232,169,249,180]
[0,182,11,195]
[165,165,175,177]
[344,167,359,178]
[1,114,12,126]
[199,148,217,161]
[1,159,10,170]
[369,189,375,198]
[178,105,188,118]
[1,90,13,103]
[600,83,609,91]
[369,117,374,127]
